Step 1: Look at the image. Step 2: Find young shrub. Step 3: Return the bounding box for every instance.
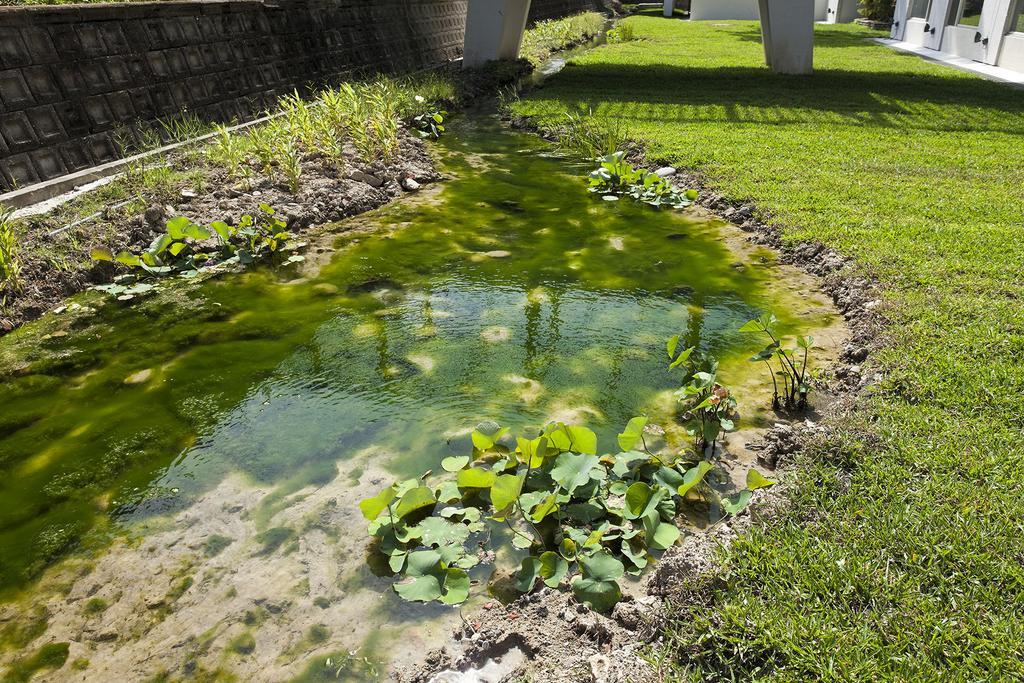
[276,139,303,194]
[207,124,250,179]
[0,206,21,292]
[741,312,815,410]
[606,22,637,43]
[246,124,279,176]
[556,110,630,160]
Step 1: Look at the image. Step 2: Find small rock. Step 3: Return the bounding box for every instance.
[589,653,612,682]
[312,283,340,297]
[124,369,153,385]
[93,629,118,642]
[654,166,676,178]
[483,250,511,258]
[350,170,383,187]
[179,189,197,199]
[144,594,166,609]
[400,177,421,192]
[144,204,166,227]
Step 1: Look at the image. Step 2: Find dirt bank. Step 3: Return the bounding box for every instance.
[0,129,439,336]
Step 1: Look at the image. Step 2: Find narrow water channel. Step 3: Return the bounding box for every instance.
[0,115,842,680]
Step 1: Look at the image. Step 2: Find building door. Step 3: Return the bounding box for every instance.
[940,0,1012,61]
[924,0,954,48]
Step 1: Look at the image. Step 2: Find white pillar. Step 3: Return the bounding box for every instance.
[663,0,675,17]
[463,0,533,68]
[757,0,815,74]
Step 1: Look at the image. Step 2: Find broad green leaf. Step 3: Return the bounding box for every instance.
[565,502,603,523]
[528,491,561,524]
[515,556,542,592]
[435,481,462,503]
[538,551,569,588]
[435,539,468,565]
[440,567,470,604]
[512,532,534,549]
[624,482,655,520]
[571,577,621,612]
[722,489,753,516]
[579,550,624,582]
[746,469,776,491]
[359,486,396,521]
[388,551,407,573]
[621,538,648,570]
[677,461,714,498]
[166,216,193,240]
[394,486,436,520]
[114,251,142,267]
[91,247,114,262]
[168,241,188,257]
[441,455,470,472]
[490,474,524,513]
[471,421,509,451]
[611,450,649,477]
[394,575,441,602]
[416,517,471,546]
[182,223,211,240]
[797,335,814,349]
[516,436,549,467]
[405,550,442,577]
[617,416,648,451]
[456,468,496,489]
[545,423,598,454]
[210,220,231,241]
[668,345,694,370]
[550,453,600,493]
[649,522,680,550]
[559,538,577,560]
[666,335,679,360]
[653,466,684,491]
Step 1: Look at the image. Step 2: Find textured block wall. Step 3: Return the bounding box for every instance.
[0,0,599,193]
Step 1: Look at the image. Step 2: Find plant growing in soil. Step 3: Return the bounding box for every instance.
[667,336,737,456]
[607,23,637,43]
[411,96,447,140]
[588,152,697,209]
[207,124,250,180]
[556,110,630,160]
[0,206,21,293]
[91,204,303,284]
[740,312,814,410]
[361,329,776,614]
[361,417,775,612]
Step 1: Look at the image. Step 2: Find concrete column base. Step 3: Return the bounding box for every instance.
[464,0,533,67]
[757,0,815,74]
[663,0,675,17]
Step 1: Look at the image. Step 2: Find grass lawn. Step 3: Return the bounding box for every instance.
[514,19,1024,680]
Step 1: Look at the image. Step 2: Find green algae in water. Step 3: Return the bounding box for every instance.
[0,117,829,604]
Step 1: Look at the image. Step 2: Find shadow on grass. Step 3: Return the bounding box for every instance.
[537,60,1024,134]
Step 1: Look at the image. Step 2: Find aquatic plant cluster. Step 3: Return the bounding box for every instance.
[362,326,810,611]
[90,205,303,299]
[589,152,698,209]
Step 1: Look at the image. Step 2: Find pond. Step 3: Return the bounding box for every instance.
[0,115,843,681]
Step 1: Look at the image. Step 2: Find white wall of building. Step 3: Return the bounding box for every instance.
[689,0,760,20]
[996,31,1024,69]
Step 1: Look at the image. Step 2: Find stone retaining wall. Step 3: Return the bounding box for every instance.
[0,0,596,193]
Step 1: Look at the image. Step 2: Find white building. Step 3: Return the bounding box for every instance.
[891,0,1024,72]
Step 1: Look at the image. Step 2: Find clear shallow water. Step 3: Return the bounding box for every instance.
[0,116,836,677]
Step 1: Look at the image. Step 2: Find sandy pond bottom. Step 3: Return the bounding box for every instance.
[0,117,845,681]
